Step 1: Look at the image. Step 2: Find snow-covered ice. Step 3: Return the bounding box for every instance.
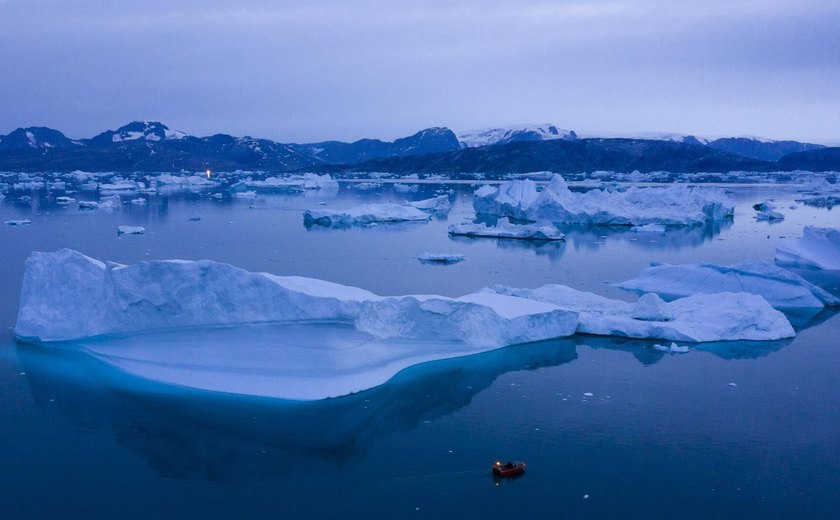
[304,204,432,227]
[491,284,795,342]
[473,175,733,226]
[4,219,31,226]
[232,174,338,192]
[14,250,578,399]
[408,195,451,213]
[416,252,465,264]
[448,218,565,241]
[615,261,839,309]
[775,227,840,270]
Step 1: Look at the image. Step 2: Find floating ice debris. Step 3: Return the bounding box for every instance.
[4,219,31,226]
[448,218,565,241]
[583,392,594,397]
[130,198,147,205]
[55,196,75,205]
[491,285,795,342]
[233,190,257,198]
[350,182,382,191]
[728,382,738,387]
[616,261,839,309]
[775,227,840,270]
[653,342,690,353]
[188,215,201,221]
[393,183,418,193]
[17,195,32,203]
[304,204,431,227]
[117,226,145,235]
[408,195,451,213]
[416,252,465,264]
[473,174,733,226]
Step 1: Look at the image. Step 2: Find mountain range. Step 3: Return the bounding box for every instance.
[0,121,836,175]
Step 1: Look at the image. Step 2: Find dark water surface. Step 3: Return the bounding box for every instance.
[1,181,839,518]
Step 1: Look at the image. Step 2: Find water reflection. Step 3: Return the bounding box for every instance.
[577,334,794,363]
[16,338,577,482]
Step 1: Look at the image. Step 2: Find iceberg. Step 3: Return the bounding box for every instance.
[232,174,338,192]
[416,252,465,264]
[753,201,784,221]
[304,203,431,227]
[14,250,578,399]
[473,175,733,226]
[117,225,145,235]
[408,195,451,213]
[615,260,840,309]
[491,284,795,342]
[448,218,565,241]
[775,227,840,270]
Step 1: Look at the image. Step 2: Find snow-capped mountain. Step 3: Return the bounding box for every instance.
[89,121,187,145]
[0,127,80,151]
[457,124,576,148]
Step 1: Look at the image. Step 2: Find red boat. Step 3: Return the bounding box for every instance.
[492,460,527,478]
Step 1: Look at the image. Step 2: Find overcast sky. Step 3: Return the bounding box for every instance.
[1,0,838,143]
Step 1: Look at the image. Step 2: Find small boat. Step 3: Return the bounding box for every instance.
[492,460,526,478]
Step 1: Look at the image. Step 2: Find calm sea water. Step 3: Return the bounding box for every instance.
[1,180,838,518]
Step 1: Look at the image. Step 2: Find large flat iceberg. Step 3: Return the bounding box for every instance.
[615,260,840,309]
[15,250,578,399]
[448,218,565,241]
[491,285,794,342]
[304,204,432,227]
[473,174,733,226]
[775,227,840,270]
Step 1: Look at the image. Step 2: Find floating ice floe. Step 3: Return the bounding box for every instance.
[473,174,733,226]
[232,174,338,192]
[393,183,419,193]
[416,252,464,264]
[117,225,145,235]
[753,201,784,221]
[775,227,840,270]
[304,204,432,227]
[14,250,577,399]
[448,218,565,241]
[153,173,219,191]
[653,342,690,353]
[130,198,147,205]
[408,195,451,213]
[490,285,794,342]
[615,260,839,309]
[55,196,75,205]
[4,219,31,226]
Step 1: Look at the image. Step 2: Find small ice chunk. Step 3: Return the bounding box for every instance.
[416,252,465,264]
[130,198,147,205]
[669,342,689,353]
[728,382,738,387]
[583,392,594,397]
[4,219,31,225]
[117,226,145,235]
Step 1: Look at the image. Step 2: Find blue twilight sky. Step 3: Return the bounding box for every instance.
[1,0,838,143]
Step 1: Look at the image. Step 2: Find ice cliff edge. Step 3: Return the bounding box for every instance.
[14,249,578,346]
